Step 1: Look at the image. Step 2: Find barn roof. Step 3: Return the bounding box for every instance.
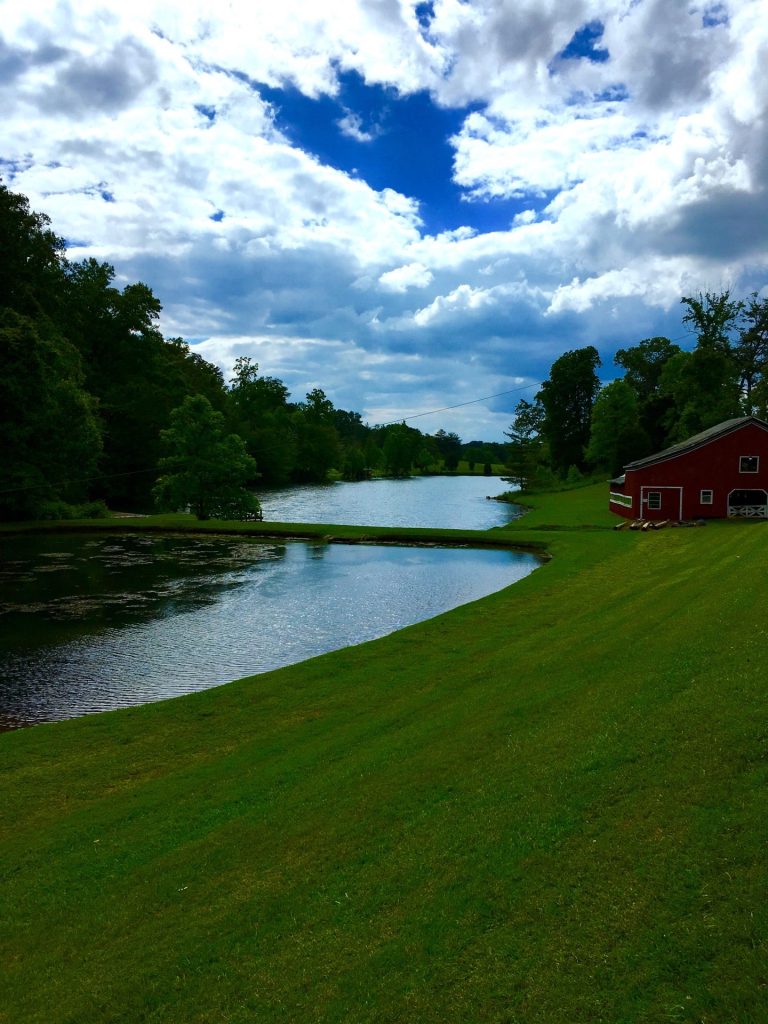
[624,416,768,471]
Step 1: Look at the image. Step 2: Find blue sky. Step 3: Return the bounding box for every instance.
[254,69,530,236]
[2,1,766,439]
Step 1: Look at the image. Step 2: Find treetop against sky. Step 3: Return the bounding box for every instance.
[2,0,767,439]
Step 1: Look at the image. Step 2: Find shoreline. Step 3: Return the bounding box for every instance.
[3,483,763,1022]
[0,515,549,555]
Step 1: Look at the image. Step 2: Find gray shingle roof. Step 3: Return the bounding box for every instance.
[624,416,768,471]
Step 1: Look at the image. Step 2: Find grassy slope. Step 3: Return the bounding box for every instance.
[1,484,766,1023]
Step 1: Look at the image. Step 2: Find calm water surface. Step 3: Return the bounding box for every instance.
[0,532,539,728]
[258,475,521,529]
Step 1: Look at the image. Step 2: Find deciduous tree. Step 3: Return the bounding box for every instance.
[383,423,417,477]
[504,398,545,489]
[614,336,681,451]
[538,346,601,475]
[0,310,101,519]
[433,429,462,471]
[586,380,649,475]
[659,348,741,441]
[681,290,742,352]
[153,395,259,520]
[734,293,768,412]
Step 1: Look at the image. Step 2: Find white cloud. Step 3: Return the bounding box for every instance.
[337,109,380,142]
[413,283,509,327]
[548,262,696,315]
[379,262,434,291]
[452,103,646,198]
[1,0,766,439]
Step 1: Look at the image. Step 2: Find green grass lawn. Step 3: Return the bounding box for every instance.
[1,485,766,1023]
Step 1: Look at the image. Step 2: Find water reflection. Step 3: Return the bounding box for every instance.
[0,533,539,728]
[258,475,521,529]
[0,534,287,642]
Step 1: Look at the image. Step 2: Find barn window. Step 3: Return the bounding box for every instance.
[740,456,759,473]
[700,489,713,504]
[647,491,661,510]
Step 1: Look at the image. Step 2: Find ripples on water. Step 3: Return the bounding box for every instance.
[258,475,522,529]
[0,531,538,729]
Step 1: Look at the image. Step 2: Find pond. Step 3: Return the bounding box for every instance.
[258,475,521,529]
[0,533,540,729]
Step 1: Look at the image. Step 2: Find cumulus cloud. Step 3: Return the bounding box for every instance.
[336,109,381,142]
[379,262,434,291]
[1,0,766,439]
[413,283,512,327]
[548,261,702,315]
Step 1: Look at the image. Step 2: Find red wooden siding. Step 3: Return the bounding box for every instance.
[609,420,768,520]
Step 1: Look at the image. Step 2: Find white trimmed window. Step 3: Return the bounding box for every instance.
[700,489,713,505]
[740,456,759,473]
[647,491,662,510]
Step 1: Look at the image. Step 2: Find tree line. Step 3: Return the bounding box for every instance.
[506,290,768,488]
[1,184,502,520]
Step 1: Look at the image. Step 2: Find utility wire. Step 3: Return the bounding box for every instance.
[0,379,541,497]
[381,381,537,426]
[0,331,704,498]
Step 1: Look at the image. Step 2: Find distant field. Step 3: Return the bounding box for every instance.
[1,483,766,1023]
[454,460,507,474]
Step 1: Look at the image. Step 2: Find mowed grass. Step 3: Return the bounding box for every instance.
[1,485,767,1023]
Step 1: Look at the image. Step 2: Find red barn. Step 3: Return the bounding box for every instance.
[609,416,768,521]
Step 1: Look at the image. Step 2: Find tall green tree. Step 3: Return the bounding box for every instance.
[163,338,227,411]
[0,181,66,319]
[228,356,295,483]
[538,346,601,474]
[382,423,418,477]
[59,258,206,509]
[614,336,681,451]
[659,348,741,441]
[433,429,463,471]
[153,395,259,520]
[586,380,649,475]
[0,310,101,519]
[614,337,681,401]
[504,398,545,489]
[332,409,367,444]
[364,437,384,474]
[291,388,340,482]
[341,445,368,481]
[734,293,768,413]
[681,290,743,352]
[302,387,335,423]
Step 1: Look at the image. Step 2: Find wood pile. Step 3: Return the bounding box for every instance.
[615,519,672,531]
[614,518,706,531]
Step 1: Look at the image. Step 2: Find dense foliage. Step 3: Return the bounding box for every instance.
[507,290,768,486]
[0,186,483,520]
[6,183,764,516]
[153,395,260,521]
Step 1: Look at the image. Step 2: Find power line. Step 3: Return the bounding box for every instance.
[0,379,541,498]
[0,331,708,499]
[381,382,538,426]
[0,465,160,497]
[388,330,697,426]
